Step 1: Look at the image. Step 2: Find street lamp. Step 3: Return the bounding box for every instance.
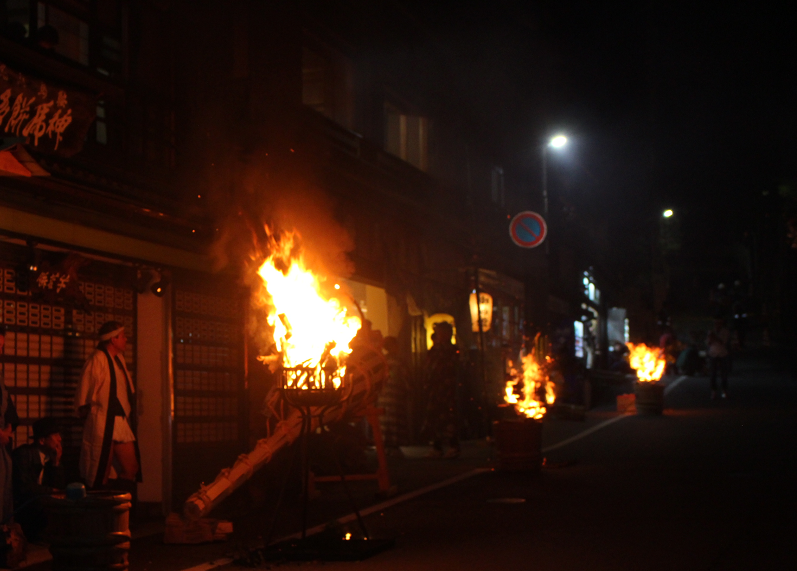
[542,134,568,220]
[549,135,568,149]
[662,209,674,218]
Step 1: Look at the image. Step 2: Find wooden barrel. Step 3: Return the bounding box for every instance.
[492,418,543,471]
[43,491,132,571]
[634,382,664,415]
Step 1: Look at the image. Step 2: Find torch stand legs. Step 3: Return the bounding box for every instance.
[264,406,370,548]
[311,406,394,496]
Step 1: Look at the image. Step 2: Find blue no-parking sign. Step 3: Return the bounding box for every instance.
[509,211,547,248]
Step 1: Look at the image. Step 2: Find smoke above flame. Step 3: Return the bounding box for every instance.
[207,147,355,280]
[204,151,361,365]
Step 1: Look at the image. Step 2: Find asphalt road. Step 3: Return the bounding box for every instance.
[20,354,797,571]
[223,355,797,571]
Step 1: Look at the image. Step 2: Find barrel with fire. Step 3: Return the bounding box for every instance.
[493,334,555,472]
[627,343,667,415]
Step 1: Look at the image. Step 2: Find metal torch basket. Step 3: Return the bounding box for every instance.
[279,365,353,409]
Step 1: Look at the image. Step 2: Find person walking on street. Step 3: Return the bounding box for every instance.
[75,321,141,497]
[707,318,731,400]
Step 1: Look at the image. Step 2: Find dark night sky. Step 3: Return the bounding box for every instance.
[541,1,797,307]
[404,0,797,309]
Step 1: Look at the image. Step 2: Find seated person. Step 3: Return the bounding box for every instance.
[12,417,65,542]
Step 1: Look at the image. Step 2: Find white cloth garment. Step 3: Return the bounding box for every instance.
[75,349,136,486]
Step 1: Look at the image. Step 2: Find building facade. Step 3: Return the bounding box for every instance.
[1,0,543,514]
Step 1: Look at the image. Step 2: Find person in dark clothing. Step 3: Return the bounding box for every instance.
[421,322,461,458]
[707,318,731,399]
[12,417,66,542]
[1,324,21,526]
[377,336,409,456]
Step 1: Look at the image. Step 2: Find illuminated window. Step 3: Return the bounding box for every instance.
[583,271,600,304]
[574,321,584,358]
[385,101,428,171]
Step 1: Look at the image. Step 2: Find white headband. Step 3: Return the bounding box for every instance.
[100,326,125,341]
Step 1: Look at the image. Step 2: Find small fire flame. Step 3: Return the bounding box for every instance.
[505,352,555,419]
[626,343,666,382]
[254,229,361,387]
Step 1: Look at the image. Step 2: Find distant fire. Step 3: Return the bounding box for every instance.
[626,343,666,382]
[505,349,555,420]
[254,228,361,387]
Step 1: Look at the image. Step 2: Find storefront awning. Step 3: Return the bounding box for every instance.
[0,204,210,271]
[0,145,50,177]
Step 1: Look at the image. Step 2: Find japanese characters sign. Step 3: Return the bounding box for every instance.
[0,61,98,156]
[29,254,90,309]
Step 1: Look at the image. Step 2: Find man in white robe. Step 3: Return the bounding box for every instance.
[75,321,141,493]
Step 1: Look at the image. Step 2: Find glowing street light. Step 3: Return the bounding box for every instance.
[542,134,568,220]
[662,209,674,218]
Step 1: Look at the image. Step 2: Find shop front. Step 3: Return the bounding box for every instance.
[0,205,245,515]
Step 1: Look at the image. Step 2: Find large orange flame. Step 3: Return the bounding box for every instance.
[254,229,361,386]
[626,342,666,382]
[505,352,555,419]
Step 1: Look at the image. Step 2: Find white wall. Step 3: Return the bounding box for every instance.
[343,280,390,338]
[364,284,389,337]
[136,289,166,506]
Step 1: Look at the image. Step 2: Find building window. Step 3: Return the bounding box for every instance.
[96,34,122,76]
[95,100,107,144]
[37,3,89,65]
[583,271,600,304]
[302,47,326,112]
[385,101,428,171]
[574,321,584,358]
[3,0,30,38]
[301,43,354,130]
[491,166,505,206]
[1,1,123,76]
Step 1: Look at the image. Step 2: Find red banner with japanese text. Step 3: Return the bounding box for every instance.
[0,61,98,156]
